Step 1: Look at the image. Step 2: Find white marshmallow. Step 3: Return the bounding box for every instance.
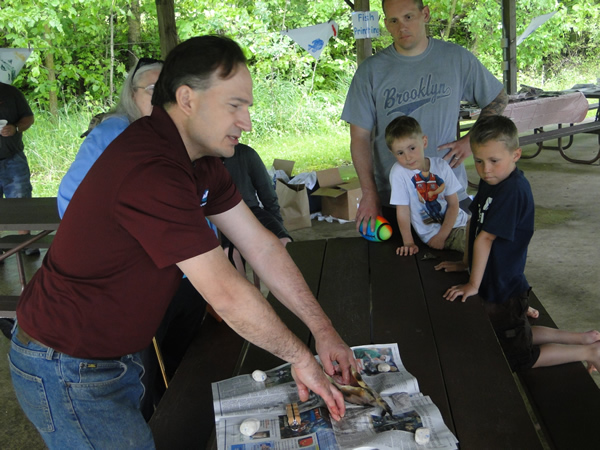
[252,370,267,382]
[239,418,261,436]
[415,427,431,445]
[378,363,391,372]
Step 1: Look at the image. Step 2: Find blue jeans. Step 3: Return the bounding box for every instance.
[0,151,32,198]
[9,326,155,449]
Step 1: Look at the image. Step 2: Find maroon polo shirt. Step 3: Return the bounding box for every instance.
[17,107,241,358]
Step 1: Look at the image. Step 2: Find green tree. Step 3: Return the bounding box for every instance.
[0,0,160,112]
[2,0,599,109]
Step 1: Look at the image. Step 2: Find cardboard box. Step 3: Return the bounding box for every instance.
[273,159,311,231]
[273,159,295,178]
[311,168,362,221]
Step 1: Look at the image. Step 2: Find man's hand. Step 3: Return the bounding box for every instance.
[356,190,381,234]
[442,282,478,302]
[438,134,472,169]
[435,260,468,272]
[291,354,346,421]
[396,243,419,256]
[314,328,356,385]
[0,124,16,137]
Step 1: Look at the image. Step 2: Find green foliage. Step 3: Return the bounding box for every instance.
[426,0,600,82]
[4,0,600,197]
[0,0,160,108]
[2,0,600,106]
[25,100,96,196]
[23,77,353,196]
[174,0,356,91]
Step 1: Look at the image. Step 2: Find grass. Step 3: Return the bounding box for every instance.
[22,58,599,197]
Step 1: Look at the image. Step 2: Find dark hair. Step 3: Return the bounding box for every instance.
[382,0,425,14]
[469,115,520,152]
[385,115,423,149]
[152,35,247,108]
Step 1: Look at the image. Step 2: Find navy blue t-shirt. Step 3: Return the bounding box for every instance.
[468,168,534,303]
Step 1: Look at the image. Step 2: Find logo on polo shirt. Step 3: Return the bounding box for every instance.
[200,189,209,206]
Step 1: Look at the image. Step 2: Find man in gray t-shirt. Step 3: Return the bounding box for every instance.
[341,0,507,232]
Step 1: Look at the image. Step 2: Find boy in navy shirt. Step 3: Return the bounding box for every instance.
[436,116,600,372]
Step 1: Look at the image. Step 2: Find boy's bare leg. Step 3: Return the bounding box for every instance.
[527,307,539,319]
[532,327,600,372]
[533,341,600,373]
[532,326,600,346]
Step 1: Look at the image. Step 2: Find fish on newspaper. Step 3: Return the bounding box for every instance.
[326,366,393,417]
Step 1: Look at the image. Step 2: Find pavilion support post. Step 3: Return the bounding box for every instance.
[501,0,517,94]
[355,0,372,66]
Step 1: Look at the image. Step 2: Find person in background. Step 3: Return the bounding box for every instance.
[435,116,599,373]
[10,35,354,448]
[0,81,34,199]
[341,0,508,235]
[0,81,36,255]
[221,143,292,277]
[57,57,163,215]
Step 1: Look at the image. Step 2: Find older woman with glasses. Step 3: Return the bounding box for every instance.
[57,57,163,216]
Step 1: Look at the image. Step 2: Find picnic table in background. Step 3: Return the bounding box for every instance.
[460,88,600,164]
[0,197,60,316]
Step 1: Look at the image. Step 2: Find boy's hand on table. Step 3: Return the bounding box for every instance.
[435,260,467,272]
[396,243,419,256]
[442,283,478,302]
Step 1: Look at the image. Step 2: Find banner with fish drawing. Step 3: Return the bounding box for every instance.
[281,21,339,60]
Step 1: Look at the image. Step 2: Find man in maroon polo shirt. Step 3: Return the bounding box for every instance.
[10,36,354,449]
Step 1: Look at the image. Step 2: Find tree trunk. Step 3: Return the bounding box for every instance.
[110,6,114,104]
[128,0,141,69]
[155,0,179,59]
[442,0,458,40]
[44,24,58,118]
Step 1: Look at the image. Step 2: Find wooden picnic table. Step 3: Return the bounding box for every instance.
[151,237,546,449]
[0,197,60,315]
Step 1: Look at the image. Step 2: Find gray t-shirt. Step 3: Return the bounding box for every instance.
[342,38,503,204]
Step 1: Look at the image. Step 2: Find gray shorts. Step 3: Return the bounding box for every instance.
[444,226,466,253]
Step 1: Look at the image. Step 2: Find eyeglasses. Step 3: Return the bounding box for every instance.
[131,57,163,81]
[134,84,155,93]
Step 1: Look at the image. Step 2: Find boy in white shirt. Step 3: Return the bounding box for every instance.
[387,116,468,256]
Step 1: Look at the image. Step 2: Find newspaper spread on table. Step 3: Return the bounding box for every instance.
[212,343,458,449]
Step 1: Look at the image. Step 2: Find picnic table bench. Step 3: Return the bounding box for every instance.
[149,236,600,449]
[0,232,55,316]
